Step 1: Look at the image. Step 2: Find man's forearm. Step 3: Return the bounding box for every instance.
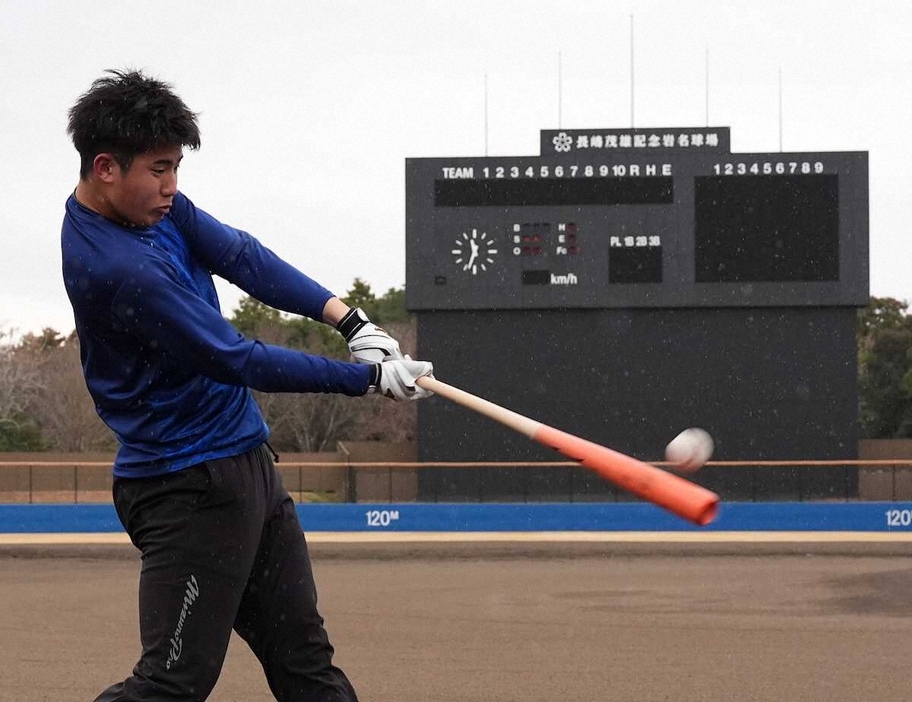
[322,297,350,327]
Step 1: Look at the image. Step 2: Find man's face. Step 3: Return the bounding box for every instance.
[104,145,183,228]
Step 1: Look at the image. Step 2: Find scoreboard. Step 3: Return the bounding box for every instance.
[405,127,869,500]
[405,127,868,310]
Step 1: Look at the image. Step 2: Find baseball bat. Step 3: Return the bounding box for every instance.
[416,376,719,526]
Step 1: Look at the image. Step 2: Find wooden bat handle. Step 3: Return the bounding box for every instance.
[416,376,541,438]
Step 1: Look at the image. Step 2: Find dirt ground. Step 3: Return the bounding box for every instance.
[2,540,912,701]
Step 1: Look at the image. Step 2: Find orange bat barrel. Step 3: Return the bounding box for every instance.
[535,425,719,526]
[415,376,719,526]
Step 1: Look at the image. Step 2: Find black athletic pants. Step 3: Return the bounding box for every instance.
[94,444,358,701]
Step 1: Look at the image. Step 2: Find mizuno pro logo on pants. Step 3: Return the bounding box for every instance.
[166,575,200,670]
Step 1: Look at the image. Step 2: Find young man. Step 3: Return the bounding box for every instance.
[62,69,434,702]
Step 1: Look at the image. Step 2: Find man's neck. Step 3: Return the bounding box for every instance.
[74,180,124,225]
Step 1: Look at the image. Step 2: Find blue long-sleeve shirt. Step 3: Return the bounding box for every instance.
[61,191,371,477]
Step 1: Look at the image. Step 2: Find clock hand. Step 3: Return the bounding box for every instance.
[466,239,479,269]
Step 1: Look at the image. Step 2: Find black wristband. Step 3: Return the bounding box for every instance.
[368,363,381,389]
[337,307,370,341]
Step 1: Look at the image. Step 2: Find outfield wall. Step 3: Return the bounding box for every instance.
[3,502,912,534]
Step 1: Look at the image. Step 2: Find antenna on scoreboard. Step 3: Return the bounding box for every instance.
[778,67,784,152]
[630,14,635,128]
[557,50,563,129]
[705,45,710,127]
[484,72,489,156]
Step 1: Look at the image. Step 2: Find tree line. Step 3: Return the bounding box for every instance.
[0,279,414,452]
[2,293,912,452]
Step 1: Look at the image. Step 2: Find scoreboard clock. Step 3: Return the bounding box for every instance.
[405,127,868,310]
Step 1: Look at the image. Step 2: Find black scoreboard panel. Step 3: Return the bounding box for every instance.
[405,144,867,310]
[417,307,860,501]
[434,175,674,207]
[694,174,840,283]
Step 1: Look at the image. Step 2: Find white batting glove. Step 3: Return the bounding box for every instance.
[336,307,404,363]
[368,358,435,401]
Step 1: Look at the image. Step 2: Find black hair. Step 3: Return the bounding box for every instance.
[67,69,201,178]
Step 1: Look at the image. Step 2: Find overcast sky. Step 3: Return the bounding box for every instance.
[1,1,909,337]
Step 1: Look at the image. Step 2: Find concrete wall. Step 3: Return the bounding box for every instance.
[0,443,417,504]
[2,440,909,503]
[0,453,114,503]
[338,441,418,502]
[858,439,912,500]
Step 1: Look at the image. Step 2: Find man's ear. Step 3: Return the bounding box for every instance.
[92,154,119,184]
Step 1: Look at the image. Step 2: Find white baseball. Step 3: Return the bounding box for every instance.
[664,428,714,473]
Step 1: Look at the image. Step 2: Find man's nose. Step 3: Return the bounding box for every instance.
[161,173,178,196]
